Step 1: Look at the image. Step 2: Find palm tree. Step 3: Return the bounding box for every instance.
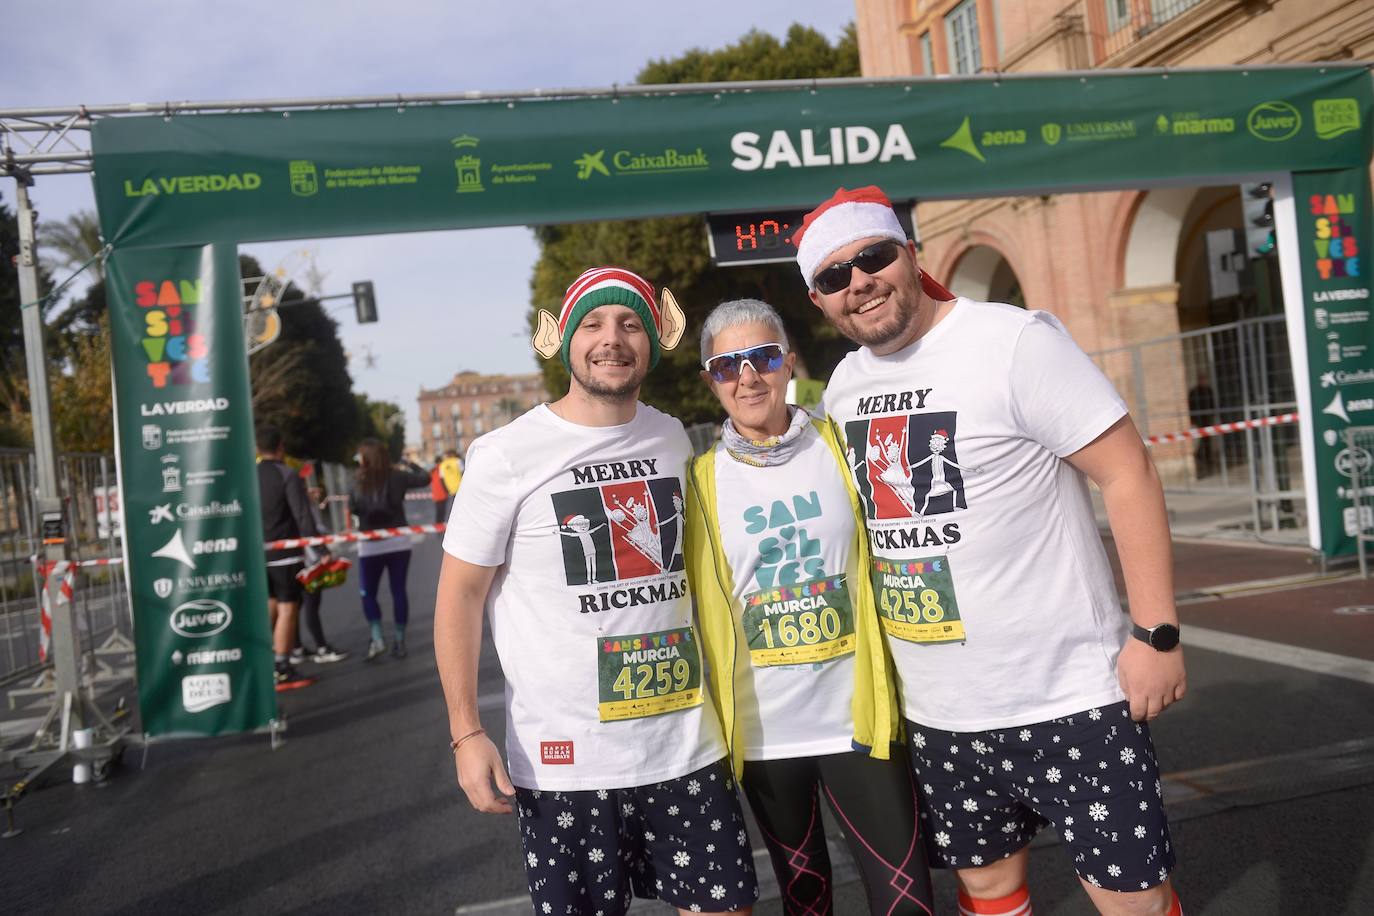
[39,210,104,281]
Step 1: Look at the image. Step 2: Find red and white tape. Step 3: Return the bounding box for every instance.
[35,560,75,662]
[1143,412,1299,447]
[265,522,447,551]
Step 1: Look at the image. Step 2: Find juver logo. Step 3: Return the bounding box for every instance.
[170,598,233,638]
[1246,101,1301,141]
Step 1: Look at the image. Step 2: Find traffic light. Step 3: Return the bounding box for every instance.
[1240,182,1276,258]
[353,281,377,324]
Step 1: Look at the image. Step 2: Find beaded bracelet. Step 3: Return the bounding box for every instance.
[449,727,486,752]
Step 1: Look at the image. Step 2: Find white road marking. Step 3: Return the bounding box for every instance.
[1186,625,1374,686]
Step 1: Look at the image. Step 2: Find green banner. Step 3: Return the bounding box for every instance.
[91,67,1372,249]
[107,244,276,737]
[1292,168,1374,557]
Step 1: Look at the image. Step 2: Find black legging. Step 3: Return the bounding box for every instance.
[300,588,327,651]
[742,746,933,916]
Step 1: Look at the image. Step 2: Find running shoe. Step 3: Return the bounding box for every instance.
[391,639,407,659]
[365,638,387,661]
[311,646,351,663]
[274,664,315,692]
[289,647,305,667]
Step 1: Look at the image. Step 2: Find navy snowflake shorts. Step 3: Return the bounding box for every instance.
[515,757,759,915]
[906,701,1176,892]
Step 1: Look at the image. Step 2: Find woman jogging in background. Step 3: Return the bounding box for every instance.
[349,439,431,660]
[686,299,933,916]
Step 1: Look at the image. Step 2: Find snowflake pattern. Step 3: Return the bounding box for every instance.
[514,761,755,913]
[906,699,1175,892]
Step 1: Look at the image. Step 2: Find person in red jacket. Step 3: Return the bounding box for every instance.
[430,457,449,524]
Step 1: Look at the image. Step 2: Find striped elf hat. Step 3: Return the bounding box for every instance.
[532,266,686,370]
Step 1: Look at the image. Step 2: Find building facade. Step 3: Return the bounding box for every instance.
[417,370,549,460]
[854,0,1374,484]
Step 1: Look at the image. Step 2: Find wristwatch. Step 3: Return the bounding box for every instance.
[1131,622,1181,652]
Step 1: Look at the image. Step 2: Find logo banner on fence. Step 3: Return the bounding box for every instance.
[1292,167,1374,557]
[91,67,1372,249]
[107,243,276,736]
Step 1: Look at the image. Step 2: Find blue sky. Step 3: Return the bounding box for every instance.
[2,0,854,441]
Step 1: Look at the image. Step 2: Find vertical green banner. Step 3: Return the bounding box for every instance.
[107,243,276,736]
[1292,168,1374,557]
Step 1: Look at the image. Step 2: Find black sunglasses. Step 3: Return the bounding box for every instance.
[812,239,905,295]
[703,343,787,383]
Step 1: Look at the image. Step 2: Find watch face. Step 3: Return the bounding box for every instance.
[1149,624,1180,651]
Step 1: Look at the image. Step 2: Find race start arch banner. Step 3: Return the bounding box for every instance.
[88,65,1372,737]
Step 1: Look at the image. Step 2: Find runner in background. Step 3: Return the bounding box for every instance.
[799,186,1185,916]
[431,457,449,524]
[439,449,463,519]
[295,483,351,664]
[255,424,323,690]
[349,440,431,660]
[434,266,757,916]
[687,298,933,916]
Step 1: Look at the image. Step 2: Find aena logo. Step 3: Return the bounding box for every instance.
[170,598,233,638]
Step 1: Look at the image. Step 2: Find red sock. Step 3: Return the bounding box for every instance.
[958,885,1032,916]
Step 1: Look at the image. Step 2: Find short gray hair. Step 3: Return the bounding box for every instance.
[699,298,790,362]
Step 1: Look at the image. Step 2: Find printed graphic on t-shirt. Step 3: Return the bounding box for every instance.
[871,555,966,644]
[596,626,704,721]
[552,479,685,586]
[844,412,973,520]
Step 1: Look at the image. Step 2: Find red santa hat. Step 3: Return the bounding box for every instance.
[795,186,955,300]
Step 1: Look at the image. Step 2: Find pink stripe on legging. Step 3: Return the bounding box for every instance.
[754,785,832,916]
[821,767,933,916]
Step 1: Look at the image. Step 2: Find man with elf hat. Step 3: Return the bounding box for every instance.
[798,187,1186,916]
[434,266,758,916]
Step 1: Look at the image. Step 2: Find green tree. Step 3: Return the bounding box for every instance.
[51,313,115,453]
[0,194,58,446]
[243,254,360,461]
[354,394,407,459]
[39,209,104,282]
[528,25,860,424]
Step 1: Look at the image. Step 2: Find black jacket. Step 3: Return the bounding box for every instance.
[258,459,319,561]
[349,464,431,531]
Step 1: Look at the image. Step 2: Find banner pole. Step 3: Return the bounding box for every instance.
[14,179,123,779]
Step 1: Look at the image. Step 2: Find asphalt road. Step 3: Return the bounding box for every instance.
[6,502,1374,915]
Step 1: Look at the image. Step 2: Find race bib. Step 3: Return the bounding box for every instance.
[597,626,703,722]
[871,555,966,644]
[741,573,856,667]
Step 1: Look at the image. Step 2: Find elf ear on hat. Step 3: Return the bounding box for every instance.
[532,266,686,370]
[794,185,956,300]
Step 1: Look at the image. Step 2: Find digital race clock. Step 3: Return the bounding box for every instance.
[705,204,916,267]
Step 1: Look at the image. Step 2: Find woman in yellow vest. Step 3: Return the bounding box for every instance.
[686,298,932,916]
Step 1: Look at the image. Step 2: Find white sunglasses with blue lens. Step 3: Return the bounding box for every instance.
[703,343,787,383]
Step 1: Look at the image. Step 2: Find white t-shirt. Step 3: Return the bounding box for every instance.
[443,403,724,790]
[824,299,1130,732]
[713,424,858,759]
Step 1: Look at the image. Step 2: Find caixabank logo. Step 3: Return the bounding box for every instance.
[132,279,210,388]
[551,477,685,609]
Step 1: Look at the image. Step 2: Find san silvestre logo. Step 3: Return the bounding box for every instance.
[133,279,210,388]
